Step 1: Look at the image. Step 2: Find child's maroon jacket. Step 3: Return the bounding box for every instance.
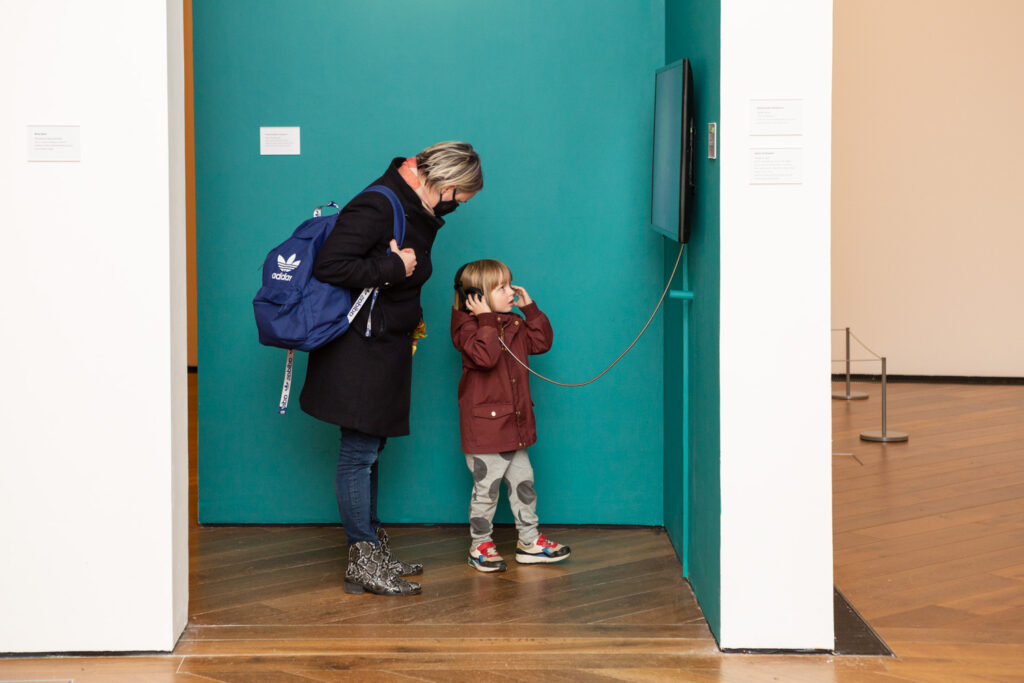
[450,303,553,454]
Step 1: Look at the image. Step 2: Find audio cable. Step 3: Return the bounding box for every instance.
[499,242,686,387]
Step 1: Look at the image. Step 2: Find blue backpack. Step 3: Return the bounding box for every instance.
[253,185,406,413]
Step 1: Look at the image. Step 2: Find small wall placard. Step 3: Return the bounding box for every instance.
[27,125,81,162]
[260,127,300,155]
[749,99,803,136]
[749,147,803,185]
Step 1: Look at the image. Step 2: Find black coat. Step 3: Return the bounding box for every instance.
[299,158,444,436]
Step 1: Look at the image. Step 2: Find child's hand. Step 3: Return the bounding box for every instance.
[512,285,532,308]
[466,292,491,316]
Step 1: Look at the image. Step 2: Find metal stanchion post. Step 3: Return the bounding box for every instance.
[860,357,908,443]
[833,327,868,400]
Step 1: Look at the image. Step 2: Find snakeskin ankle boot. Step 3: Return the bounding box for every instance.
[344,541,421,596]
[376,527,424,576]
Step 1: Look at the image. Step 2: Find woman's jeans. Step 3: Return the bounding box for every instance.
[336,428,387,546]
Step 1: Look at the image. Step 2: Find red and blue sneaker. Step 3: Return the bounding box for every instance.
[515,534,571,564]
[468,541,507,573]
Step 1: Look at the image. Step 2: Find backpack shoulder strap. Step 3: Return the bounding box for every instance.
[361,185,406,250]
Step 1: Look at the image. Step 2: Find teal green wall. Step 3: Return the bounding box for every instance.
[663,0,721,639]
[194,1,667,524]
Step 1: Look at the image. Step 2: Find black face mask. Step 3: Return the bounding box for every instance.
[433,188,459,217]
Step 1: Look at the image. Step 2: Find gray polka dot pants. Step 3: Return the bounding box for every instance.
[465,449,540,546]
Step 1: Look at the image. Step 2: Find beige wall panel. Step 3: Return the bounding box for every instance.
[833,0,1024,376]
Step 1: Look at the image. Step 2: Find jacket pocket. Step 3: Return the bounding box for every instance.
[472,403,514,419]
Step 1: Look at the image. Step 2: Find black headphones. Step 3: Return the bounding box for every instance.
[453,263,483,310]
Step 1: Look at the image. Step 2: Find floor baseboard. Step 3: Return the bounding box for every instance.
[832,374,1024,385]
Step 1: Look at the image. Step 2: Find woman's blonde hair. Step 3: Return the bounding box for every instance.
[416,141,484,194]
[454,259,512,312]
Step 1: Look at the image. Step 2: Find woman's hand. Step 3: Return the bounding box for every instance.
[466,292,491,316]
[511,285,532,308]
[391,239,417,277]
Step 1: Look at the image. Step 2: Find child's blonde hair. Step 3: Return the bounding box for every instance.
[454,259,513,312]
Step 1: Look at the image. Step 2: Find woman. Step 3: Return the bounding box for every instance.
[300,141,483,596]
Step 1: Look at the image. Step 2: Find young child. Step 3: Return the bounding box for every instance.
[450,259,571,572]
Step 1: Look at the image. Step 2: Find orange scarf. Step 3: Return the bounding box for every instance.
[398,157,420,190]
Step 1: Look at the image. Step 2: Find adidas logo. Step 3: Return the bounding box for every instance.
[277,254,301,272]
[273,254,301,281]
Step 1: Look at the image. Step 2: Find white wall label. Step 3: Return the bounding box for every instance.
[749,99,803,136]
[260,127,300,155]
[749,147,803,185]
[27,125,81,162]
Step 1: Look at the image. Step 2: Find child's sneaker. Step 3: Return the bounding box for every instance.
[515,534,571,564]
[468,541,507,572]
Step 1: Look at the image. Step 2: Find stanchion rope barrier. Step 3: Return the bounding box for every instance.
[832,328,883,362]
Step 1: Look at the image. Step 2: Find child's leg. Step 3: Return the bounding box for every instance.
[465,452,514,545]
[503,449,540,545]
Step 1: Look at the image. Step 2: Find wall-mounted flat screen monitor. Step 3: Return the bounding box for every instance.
[651,58,695,244]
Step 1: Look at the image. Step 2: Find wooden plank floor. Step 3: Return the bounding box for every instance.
[2,378,1023,681]
[831,381,1024,682]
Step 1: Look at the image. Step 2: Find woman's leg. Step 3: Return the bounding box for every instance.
[369,437,387,531]
[504,449,540,545]
[364,438,421,576]
[336,428,383,545]
[338,432,420,595]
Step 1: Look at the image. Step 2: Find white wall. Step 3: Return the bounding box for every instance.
[0,0,188,653]
[168,0,190,646]
[718,0,834,649]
